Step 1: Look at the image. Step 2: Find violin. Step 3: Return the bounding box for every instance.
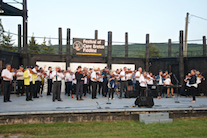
[96,72,100,76]
[30,70,37,75]
[126,71,132,74]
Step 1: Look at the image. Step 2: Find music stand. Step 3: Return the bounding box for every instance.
[173,74,180,103]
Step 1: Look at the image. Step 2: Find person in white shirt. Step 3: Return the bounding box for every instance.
[51,66,64,102]
[65,67,73,96]
[71,72,76,98]
[46,66,52,96]
[184,73,191,97]
[119,67,129,98]
[1,64,14,102]
[126,68,132,92]
[155,70,165,99]
[90,68,100,99]
[164,75,174,98]
[16,65,25,97]
[135,67,142,92]
[139,72,148,96]
[33,65,41,98]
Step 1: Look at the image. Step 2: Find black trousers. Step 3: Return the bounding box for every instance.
[136,81,140,93]
[109,88,115,98]
[52,81,61,101]
[47,79,52,95]
[83,84,88,96]
[25,82,32,100]
[76,82,83,99]
[40,84,44,94]
[34,81,40,97]
[157,85,163,97]
[3,81,11,101]
[190,86,196,101]
[140,87,147,96]
[17,80,24,95]
[65,82,72,96]
[98,82,103,95]
[91,81,97,99]
[102,81,108,96]
[120,81,128,98]
[72,84,76,94]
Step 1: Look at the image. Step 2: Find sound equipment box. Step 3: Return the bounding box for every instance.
[134,96,154,108]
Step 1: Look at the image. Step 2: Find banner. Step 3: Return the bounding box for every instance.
[73,38,105,56]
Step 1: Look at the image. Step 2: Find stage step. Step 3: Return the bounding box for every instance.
[139,112,173,124]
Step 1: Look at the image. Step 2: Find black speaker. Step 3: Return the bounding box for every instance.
[134,96,154,108]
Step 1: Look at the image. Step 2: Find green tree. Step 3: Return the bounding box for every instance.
[28,35,40,53]
[0,19,4,42]
[149,44,160,57]
[0,31,14,51]
[41,37,54,54]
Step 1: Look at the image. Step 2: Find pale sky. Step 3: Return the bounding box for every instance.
[1,0,207,45]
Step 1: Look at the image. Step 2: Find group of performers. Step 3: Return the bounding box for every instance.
[1,64,205,103]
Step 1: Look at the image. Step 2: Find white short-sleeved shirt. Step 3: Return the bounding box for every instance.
[147,75,153,85]
[164,78,171,85]
[126,73,132,80]
[16,70,24,80]
[135,71,141,81]
[65,72,72,82]
[120,71,127,81]
[91,71,98,82]
[1,69,13,81]
[72,74,76,84]
[51,71,64,82]
[139,74,147,87]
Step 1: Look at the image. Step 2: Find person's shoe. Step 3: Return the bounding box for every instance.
[79,98,84,101]
[16,95,19,97]
[72,95,74,98]
[26,99,29,101]
[166,95,170,98]
[47,94,51,96]
[4,100,7,102]
[53,100,55,102]
[8,100,12,102]
[36,96,39,98]
[109,98,111,100]
[94,97,98,99]
[21,94,25,96]
[171,95,175,98]
[84,96,87,98]
[190,100,196,103]
[30,99,33,101]
[77,99,80,101]
[58,99,63,102]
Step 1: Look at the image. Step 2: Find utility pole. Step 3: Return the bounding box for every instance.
[184,12,189,57]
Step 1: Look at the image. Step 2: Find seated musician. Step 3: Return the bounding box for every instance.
[164,74,174,98]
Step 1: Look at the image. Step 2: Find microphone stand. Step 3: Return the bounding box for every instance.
[173,74,180,103]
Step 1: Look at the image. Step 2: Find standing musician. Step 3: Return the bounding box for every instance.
[51,66,64,102]
[135,67,142,92]
[46,66,53,96]
[139,72,148,96]
[184,73,191,97]
[131,70,137,91]
[155,70,165,99]
[23,66,33,101]
[196,71,205,96]
[83,68,89,97]
[102,67,109,97]
[16,65,25,97]
[32,65,40,98]
[90,68,100,99]
[119,67,129,98]
[164,74,174,98]
[39,67,45,97]
[187,69,197,103]
[1,64,14,102]
[71,72,76,98]
[75,66,85,101]
[126,68,133,92]
[108,70,117,100]
[65,67,73,96]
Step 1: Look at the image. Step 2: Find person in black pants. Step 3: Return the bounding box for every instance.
[90,68,100,99]
[187,69,197,103]
[102,67,109,97]
[1,64,13,102]
[47,67,52,96]
[16,65,25,96]
[75,66,84,101]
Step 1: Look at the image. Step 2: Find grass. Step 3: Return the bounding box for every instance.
[0,117,207,138]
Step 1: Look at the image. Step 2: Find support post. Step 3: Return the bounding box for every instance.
[23,0,27,54]
[125,32,128,57]
[168,39,171,57]
[22,0,28,66]
[95,30,98,39]
[203,36,206,56]
[58,27,62,55]
[66,28,71,69]
[146,34,149,72]
[184,12,189,57]
[18,24,21,53]
[107,31,112,69]
[179,30,184,87]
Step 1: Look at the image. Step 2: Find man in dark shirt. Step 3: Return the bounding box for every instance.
[188,69,197,103]
[75,66,84,101]
[102,67,109,97]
